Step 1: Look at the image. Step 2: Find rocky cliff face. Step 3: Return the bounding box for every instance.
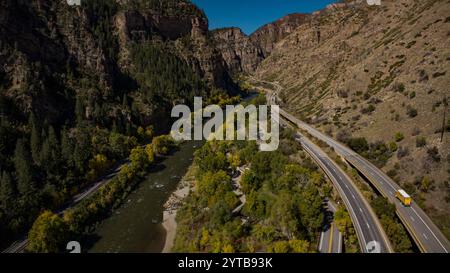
[0,0,237,127]
[250,13,311,57]
[212,13,310,75]
[114,5,236,93]
[212,27,264,75]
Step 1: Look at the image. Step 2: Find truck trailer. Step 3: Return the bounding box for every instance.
[396,189,412,206]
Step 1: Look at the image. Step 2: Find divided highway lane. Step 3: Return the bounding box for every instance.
[280,103,450,253]
[319,201,343,253]
[298,135,392,253]
[258,78,450,253]
[346,155,450,253]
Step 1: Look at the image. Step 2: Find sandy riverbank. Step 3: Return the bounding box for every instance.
[161,167,195,253]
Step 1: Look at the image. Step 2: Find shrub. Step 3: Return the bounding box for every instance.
[393,83,405,93]
[361,104,376,114]
[427,147,441,162]
[397,146,409,159]
[389,142,398,152]
[347,137,369,153]
[406,106,418,118]
[411,127,421,136]
[337,129,351,143]
[152,135,175,155]
[395,132,404,142]
[416,136,427,148]
[387,169,398,179]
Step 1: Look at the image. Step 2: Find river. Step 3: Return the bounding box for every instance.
[87,141,201,253]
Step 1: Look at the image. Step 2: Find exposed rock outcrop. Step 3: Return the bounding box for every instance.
[212,13,310,75]
[114,6,236,92]
[212,27,264,75]
[250,13,311,57]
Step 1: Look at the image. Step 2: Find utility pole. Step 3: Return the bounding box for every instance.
[441,95,447,143]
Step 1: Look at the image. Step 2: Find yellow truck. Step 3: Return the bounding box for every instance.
[396,189,412,206]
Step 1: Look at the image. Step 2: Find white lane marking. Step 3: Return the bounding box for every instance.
[410,216,415,222]
[367,223,371,229]
[319,230,325,251]
[359,208,363,212]
[389,191,393,195]
[423,233,428,240]
[338,232,342,253]
[352,194,356,199]
[411,207,448,253]
[345,184,349,189]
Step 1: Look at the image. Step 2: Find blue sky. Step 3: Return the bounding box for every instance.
[192,0,337,34]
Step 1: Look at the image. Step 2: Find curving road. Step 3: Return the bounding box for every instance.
[297,133,392,253]
[319,201,343,253]
[2,160,128,253]
[263,79,450,253]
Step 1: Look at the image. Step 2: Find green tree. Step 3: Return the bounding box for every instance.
[152,135,175,155]
[0,171,16,210]
[13,139,34,197]
[27,211,69,253]
[130,146,149,170]
[88,154,110,181]
[75,96,85,125]
[421,177,432,192]
[61,127,75,167]
[41,126,62,176]
[270,241,290,253]
[298,184,324,235]
[73,128,92,173]
[145,144,155,164]
[289,239,310,253]
[347,137,369,153]
[29,113,41,165]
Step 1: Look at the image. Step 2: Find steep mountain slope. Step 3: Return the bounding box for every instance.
[0,0,237,248]
[212,27,264,75]
[256,0,450,237]
[250,13,311,57]
[212,14,310,75]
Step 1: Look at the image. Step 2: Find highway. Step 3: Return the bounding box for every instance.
[319,201,343,253]
[2,159,128,253]
[262,79,450,253]
[297,133,392,253]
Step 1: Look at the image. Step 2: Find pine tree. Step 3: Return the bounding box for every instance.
[29,113,41,165]
[61,127,74,166]
[48,126,61,168]
[122,94,129,109]
[13,139,34,198]
[0,171,16,210]
[75,96,84,125]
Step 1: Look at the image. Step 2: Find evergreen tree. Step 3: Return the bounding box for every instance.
[13,139,34,198]
[0,171,16,210]
[47,126,61,174]
[61,127,74,167]
[75,96,84,125]
[29,113,41,165]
